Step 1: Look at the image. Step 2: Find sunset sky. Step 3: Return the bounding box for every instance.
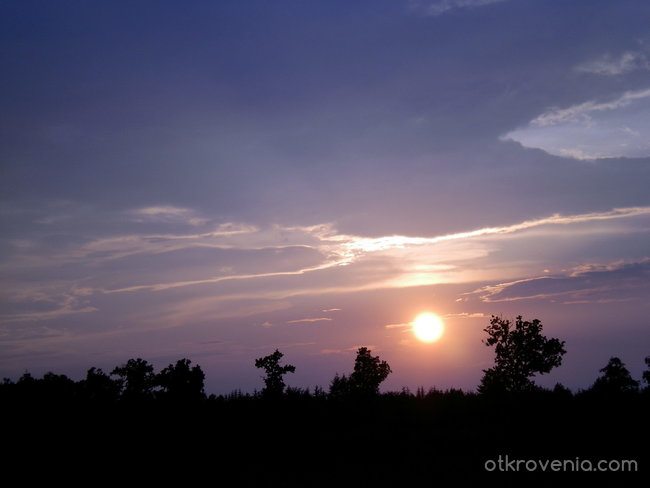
[2,0,649,394]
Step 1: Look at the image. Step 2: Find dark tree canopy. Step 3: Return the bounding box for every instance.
[330,347,392,398]
[350,347,392,396]
[329,373,353,398]
[479,315,566,393]
[590,357,639,394]
[255,349,296,397]
[111,358,156,401]
[78,367,120,402]
[643,356,650,388]
[157,359,205,401]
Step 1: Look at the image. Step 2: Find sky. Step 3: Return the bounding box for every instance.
[1,0,649,394]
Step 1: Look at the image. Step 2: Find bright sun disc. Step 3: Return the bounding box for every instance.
[413,313,444,342]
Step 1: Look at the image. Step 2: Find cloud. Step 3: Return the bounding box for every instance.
[35,222,262,265]
[3,205,649,329]
[504,88,650,159]
[528,89,650,128]
[90,205,650,296]
[128,205,210,226]
[0,291,97,324]
[319,345,376,355]
[1,202,650,324]
[576,51,650,76]
[287,317,333,324]
[319,349,345,355]
[385,322,411,329]
[443,312,487,319]
[411,0,508,17]
[468,260,650,304]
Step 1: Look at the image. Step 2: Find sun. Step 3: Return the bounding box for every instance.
[412,313,444,342]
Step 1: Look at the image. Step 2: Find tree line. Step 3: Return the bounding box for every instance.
[2,315,649,404]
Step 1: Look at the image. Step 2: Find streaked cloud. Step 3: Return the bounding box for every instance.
[411,0,508,17]
[443,312,487,319]
[468,260,650,303]
[529,89,650,127]
[2,205,649,327]
[576,51,650,76]
[287,317,333,324]
[128,205,210,226]
[90,206,650,295]
[0,292,97,324]
[504,88,650,159]
[319,345,376,355]
[385,322,412,329]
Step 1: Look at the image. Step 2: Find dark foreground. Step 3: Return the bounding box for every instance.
[3,389,647,486]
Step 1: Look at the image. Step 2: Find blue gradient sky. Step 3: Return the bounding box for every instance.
[2,0,649,394]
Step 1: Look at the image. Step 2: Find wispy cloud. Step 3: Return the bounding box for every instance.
[529,88,650,127]
[385,322,411,329]
[100,260,341,295]
[127,205,210,226]
[576,51,650,76]
[467,260,650,303]
[95,206,650,295]
[0,292,97,324]
[503,88,650,159]
[3,206,650,326]
[319,345,376,355]
[47,223,261,265]
[563,297,638,305]
[411,0,508,17]
[287,317,333,324]
[443,312,487,319]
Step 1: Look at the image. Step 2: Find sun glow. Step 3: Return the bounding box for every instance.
[412,313,444,342]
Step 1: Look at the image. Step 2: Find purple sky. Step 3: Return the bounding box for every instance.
[2,0,649,394]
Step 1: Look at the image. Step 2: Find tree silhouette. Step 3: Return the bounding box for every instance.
[157,358,205,402]
[479,315,566,393]
[590,357,639,394]
[350,347,392,396]
[254,349,295,398]
[111,358,156,401]
[643,356,650,389]
[78,367,120,403]
[329,373,353,399]
[329,347,392,398]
